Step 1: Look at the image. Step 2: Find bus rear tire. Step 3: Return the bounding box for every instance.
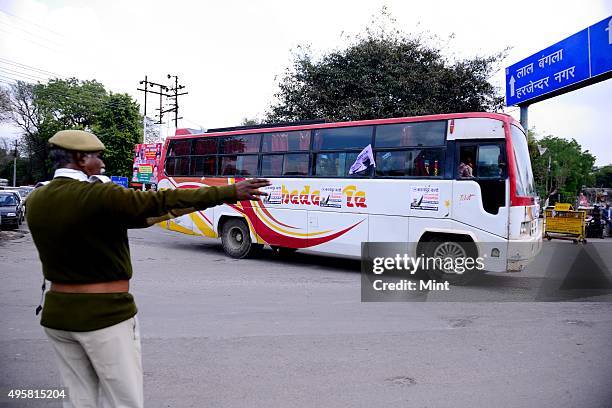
[419,237,482,286]
[221,218,262,259]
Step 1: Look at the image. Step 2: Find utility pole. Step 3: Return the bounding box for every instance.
[12,140,17,187]
[141,75,148,140]
[520,104,529,131]
[137,77,170,125]
[165,74,188,128]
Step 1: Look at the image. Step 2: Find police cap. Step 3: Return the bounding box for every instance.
[49,130,105,152]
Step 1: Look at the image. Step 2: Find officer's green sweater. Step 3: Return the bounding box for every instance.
[26,178,237,332]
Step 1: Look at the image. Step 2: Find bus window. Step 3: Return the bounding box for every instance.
[314,152,365,177]
[190,156,216,176]
[165,157,176,175]
[220,155,258,176]
[510,126,536,197]
[313,126,373,150]
[262,131,310,152]
[315,153,340,176]
[375,149,444,177]
[261,154,284,176]
[221,135,261,154]
[477,145,503,178]
[167,140,191,156]
[165,156,190,176]
[376,151,407,176]
[410,149,444,177]
[375,121,446,147]
[174,157,190,176]
[193,138,217,155]
[458,146,477,178]
[457,144,504,179]
[283,153,309,176]
[457,143,506,214]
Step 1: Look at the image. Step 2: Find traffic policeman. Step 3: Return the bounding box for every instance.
[26,130,269,407]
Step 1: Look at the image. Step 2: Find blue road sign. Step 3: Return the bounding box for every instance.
[591,16,612,77]
[506,15,612,106]
[111,176,129,188]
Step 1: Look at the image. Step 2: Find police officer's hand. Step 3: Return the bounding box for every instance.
[234,178,271,201]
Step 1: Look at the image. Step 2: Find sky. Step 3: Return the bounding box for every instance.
[0,0,611,165]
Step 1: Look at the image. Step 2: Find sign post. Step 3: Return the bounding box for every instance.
[110,176,129,188]
[506,15,612,122]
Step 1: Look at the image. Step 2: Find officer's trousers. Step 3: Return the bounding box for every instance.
[44,317,143,408]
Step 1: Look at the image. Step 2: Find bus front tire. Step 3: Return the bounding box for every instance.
[419,238,482,286]
[221,218,262,259]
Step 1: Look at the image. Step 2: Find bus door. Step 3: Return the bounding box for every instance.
[453,141,509,238]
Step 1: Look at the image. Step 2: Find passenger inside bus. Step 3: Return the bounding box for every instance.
[414,151,428,176]
[458,152,475,178]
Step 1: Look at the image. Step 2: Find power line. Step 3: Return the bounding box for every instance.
[182,118,206,130]
[0,67,50,82]
[165,74,188,128]
[0,14,64,48]
[138,76,170,125]
[0,26,63,53]
[0,57,64,78]
[2,81,139,108]
[0,64,52,80]
[0,8,64,37]
[0,74,18,83]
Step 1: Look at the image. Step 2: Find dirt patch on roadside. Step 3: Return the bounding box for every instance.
[0,229,29,243]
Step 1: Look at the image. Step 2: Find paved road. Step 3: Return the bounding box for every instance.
[1,226,611,407]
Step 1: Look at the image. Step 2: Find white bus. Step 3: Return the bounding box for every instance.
[158,112,541,283]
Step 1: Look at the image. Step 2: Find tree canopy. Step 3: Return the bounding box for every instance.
[267,12,505,122]
[0,78,142,183]
[528,133,596,201]
[593,165,612,188]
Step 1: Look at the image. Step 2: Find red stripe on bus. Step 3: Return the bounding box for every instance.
[240,204,364,248]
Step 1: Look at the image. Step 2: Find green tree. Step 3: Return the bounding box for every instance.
[0,79,142,182]
[93,93,142,177]
[0,81,50,181]
[240,117,262,126]
[36,78,107,129]
[593,165,612,188]
[267,9,505,122]
[531,135,595,202]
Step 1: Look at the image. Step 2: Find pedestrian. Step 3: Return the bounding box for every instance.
[26,130,270,407]
[603,203,612,237]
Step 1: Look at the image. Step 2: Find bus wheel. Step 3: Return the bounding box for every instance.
[221,218,262,259]
[420,238,481,286]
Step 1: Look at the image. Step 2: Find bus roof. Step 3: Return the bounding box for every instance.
[172,112,519,140]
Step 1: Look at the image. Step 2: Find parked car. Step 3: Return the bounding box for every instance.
[18,186,35,199]
[0,192,23,229]
[0,189,25,221]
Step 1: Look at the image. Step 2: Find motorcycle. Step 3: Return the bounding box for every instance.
[585,206,606,239]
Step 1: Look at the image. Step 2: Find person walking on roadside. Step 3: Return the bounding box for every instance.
[26,129,270,408]
[603,203,612,237]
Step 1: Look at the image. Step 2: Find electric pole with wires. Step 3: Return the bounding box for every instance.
[137,76,170,125]
[164,74,188,129]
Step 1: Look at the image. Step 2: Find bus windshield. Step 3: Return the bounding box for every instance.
[510,125,536,197]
